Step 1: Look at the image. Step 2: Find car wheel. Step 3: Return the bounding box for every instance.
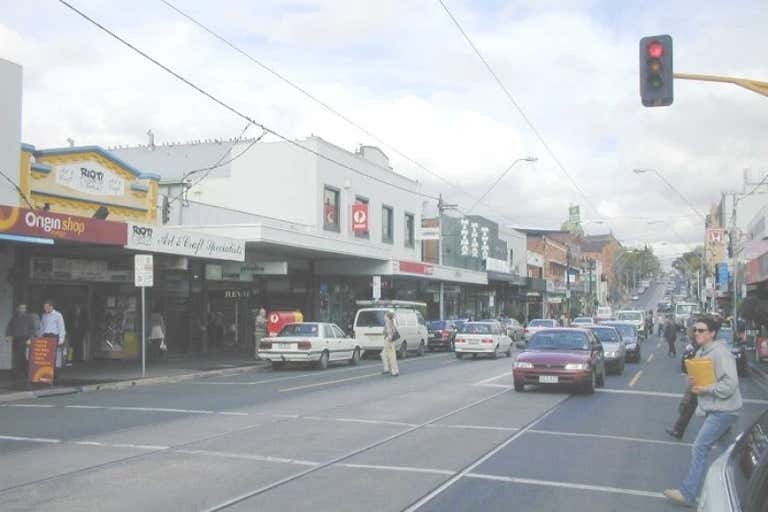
[316,351,329,370]
[491,345,499,359]
[455,352,463,359]
[349,348,360,366]
[417,340,425,357]
[506,343,513,357]
[398,342,407,360]
[582,370,596,394]
[514,380,525,392]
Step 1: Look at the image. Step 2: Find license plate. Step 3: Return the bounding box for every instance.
[276,343,293,350]
[539,375,558,384]
[469,339,479,345]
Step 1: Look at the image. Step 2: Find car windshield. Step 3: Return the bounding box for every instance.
[589,328,620,342]
[277,324,319,337]
[604,324,636,338]
[573,317,592,323]
[617,312,642,321]
[529,319,556,327]
[460,323,493,334]
[528,331,590,351]
[676,304,695,315]
[356,310,386,327]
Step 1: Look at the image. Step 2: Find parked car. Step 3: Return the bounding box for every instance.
[682,326,748,376]
[426,320,457,351]
[501,318,525,341]
[616,310,647,340]
[513,328,607,394]
[257,322,361,369]
[698,407,768,512]
[454,321,513,360]
[571,317,594,327]
[595,306,613,322]
[353,302,428,359]
[586,325,625,374]
[602,321,641,362]
[524,318,558,341]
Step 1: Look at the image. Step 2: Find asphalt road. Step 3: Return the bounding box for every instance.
[0,286,765,511]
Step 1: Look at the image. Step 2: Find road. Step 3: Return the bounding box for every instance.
[0,285,765,511]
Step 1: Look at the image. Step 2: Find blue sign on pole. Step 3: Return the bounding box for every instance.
[717,263,729,290]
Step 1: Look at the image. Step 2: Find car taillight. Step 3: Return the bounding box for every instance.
[259,342,272,349]
[524,328,529,333]
[455,338,464,344]
[297,341,311,350]
[482,338,493,344]
[442,329,451,339]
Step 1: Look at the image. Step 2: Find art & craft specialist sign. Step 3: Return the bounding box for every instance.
[0,206,127,245]
[126,223,245,262]
[54,160,126,197]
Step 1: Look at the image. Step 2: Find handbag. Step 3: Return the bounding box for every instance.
[390,328,401,342]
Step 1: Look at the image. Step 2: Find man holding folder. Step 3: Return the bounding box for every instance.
[664,316,742,508]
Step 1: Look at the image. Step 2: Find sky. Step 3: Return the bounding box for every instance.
[2,0,767,263]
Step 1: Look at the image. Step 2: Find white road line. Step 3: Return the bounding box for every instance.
[646,353,654,363]
[528,429,692,447]
[598,388,768,405]
[339,463,455,476]
[175,449,319,467]
[405,398,563,512]
[112,443,169,451]
[464,473,665,499]
[628,370,643,387]
[427,424,519,432]
[279,372,380,392]
[218,412,250,416]
[0,434,60,444]
[474,383,513,389]
[75,441,106,447]
[301,416,417,428]
[1,403,54,408]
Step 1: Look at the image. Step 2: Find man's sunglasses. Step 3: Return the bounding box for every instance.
[693,328,711,333]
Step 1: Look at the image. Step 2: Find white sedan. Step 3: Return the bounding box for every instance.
[257,322,361,370]
[524,318,559,341]
[454,321,513,359]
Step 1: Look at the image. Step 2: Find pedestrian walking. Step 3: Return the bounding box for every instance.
[4,304,38,379]
[253,307,267,359]
[656,314,665,337]
[381,311,399,377]
[149,312,167,360]
[39,300,66,368]
[666,326,698,439]
[663,316,678,357]
[664,316,742,508]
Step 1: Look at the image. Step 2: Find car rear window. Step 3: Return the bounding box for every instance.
[529,319,556,327]
[528,331,589,351]
[604,324,635,337]
[278,324,319,337]
[460,323,493,334]
[617,312,642,321]
[356,310,386,327]
[590,328,620,342]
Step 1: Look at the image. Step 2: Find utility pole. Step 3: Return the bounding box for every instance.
[437,194,458,320]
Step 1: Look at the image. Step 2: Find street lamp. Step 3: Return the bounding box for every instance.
[632,168,706,220]
[468,157,538,213]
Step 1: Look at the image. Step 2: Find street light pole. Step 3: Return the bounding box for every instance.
[468,157,538,214]
[633,168,706,221]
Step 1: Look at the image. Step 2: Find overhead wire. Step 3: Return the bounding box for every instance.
[0,169,35,210]
[57,0,440,202]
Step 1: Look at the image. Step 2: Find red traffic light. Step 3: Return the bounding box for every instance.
[647,41,664,59]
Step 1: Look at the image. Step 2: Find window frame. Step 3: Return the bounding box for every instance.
[323,185,341,232]
[382,204,394,244]
[404,212,415,248]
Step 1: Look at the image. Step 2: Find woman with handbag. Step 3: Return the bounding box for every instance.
[381,311,400,377]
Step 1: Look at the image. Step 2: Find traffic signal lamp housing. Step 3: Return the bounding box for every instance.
[640,35,673,107]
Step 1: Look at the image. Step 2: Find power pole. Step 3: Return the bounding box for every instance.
[437,194,458,320]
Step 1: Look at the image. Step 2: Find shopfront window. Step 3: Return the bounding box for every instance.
[404,213,415,248]
[355,196,369,238]
[382,205,394,243]
[324,186,340,232]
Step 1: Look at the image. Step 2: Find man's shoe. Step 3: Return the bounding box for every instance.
[665,428,683,439]
[392,373,399,377]
[663,489,693,508]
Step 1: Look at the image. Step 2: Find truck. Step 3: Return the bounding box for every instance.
[674,302,700,330]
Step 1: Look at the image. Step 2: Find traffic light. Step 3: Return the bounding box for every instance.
[640,34,673,107]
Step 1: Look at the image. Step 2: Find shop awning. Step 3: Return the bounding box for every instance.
[487,271,527,286]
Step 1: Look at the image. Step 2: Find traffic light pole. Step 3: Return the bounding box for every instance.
[674,73,768,98]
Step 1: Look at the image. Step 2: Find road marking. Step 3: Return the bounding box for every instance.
[528,429,692,447]
[647,354,654,363]
[598,388,768,405]
[463,473,665,499]
[628,370,643,387]
[301,416,416,428]
[218,412,249,416]
[427,424,519,432]
[111,443,169,451]
[175,449,320,467]
[279,372,380,392]
[1,403,54,408]
[339,463,455,476]
[75,441,106,447]
[404,397,564,512]
[0,434,60,444]
[474,372,514,386]
[475,383,513,389]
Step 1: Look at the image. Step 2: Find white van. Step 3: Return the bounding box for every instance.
[353,301,428,358]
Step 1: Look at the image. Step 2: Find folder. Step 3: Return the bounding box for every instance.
[685,358,716,388]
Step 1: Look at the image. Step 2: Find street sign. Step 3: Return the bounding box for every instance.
[372,275,381,300]
[134,254,154,287]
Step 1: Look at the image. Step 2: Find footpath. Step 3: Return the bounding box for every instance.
[0,351,266,403]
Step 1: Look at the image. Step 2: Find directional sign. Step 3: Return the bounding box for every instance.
[134,254,154,287]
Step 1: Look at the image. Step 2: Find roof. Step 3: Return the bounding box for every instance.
[582,234,622,253]
[26,144,161,181]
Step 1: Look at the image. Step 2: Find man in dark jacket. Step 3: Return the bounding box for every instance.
[5,304,39,379]
[663,317,678,357]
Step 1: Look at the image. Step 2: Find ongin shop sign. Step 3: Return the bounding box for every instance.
[0,206,126,245]
[126,223,245,262]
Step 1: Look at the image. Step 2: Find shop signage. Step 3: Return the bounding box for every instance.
[223,289,251,299]
[397,260,434,275]
[206,261,288,281]
[717,263,729,290]
[352,203,369,233]
[372,275,381,300]
[29,256,132,283]
[527,252,544,268]
[746,250,768,284]
[707,228,725,243]
[134,254,154,287]
[28,337,58,384]
[126,223,245,262]
[486,257,510,273]
[0,206,126,245]
[417,226,440,241]
[54,160,126,197]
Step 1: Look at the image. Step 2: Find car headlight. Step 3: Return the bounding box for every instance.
[514,361,533,369]
[564,363,588,370]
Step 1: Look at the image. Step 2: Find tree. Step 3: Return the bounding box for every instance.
[614,246,662,294]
